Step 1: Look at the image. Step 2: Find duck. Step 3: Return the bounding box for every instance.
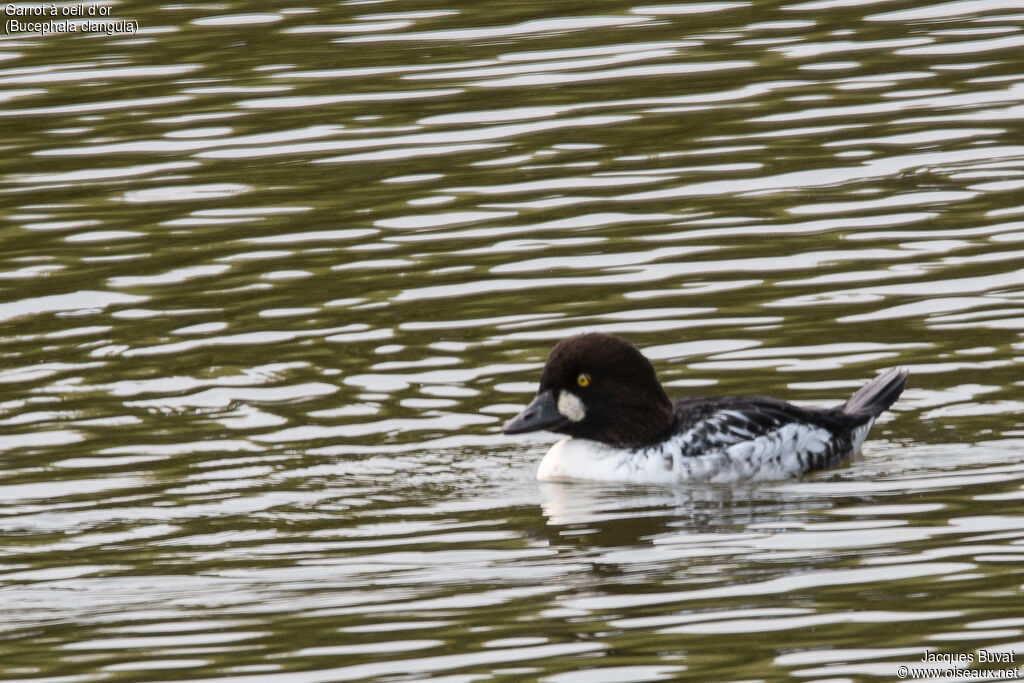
[502,333,908,484]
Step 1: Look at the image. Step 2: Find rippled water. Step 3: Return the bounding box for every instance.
[3,0,1024,679]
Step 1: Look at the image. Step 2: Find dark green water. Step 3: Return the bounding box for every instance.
[2,0,1024,680]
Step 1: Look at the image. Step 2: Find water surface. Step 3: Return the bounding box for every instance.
[2,0,1024,679]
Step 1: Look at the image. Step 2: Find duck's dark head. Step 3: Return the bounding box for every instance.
[502,333,674,448]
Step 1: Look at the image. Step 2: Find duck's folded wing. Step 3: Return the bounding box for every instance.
[671,397,848,457]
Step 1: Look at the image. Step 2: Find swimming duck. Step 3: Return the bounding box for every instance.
[503,333,908,484]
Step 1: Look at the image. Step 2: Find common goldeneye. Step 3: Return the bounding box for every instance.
[503,333,908,484]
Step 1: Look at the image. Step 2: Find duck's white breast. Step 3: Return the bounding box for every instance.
[537,437,711,484]
[536,438,631,482]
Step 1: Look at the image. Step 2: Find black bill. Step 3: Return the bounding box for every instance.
[502,389,568,434]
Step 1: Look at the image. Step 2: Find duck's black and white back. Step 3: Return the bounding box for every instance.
[503,333,908,484]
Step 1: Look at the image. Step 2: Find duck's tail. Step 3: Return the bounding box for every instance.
[840,367,909,418]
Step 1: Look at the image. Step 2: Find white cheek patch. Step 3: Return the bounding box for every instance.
[557,391,586,422]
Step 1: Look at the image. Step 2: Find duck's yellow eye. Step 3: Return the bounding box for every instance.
[577,373,591,388]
